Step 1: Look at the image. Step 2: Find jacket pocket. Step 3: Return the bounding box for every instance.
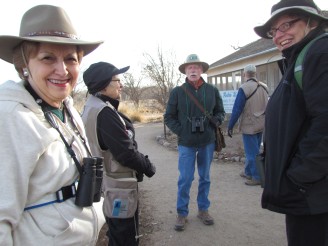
[103,175,138,218]
[298,177,328,214]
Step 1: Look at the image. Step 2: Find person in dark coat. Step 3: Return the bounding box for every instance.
[164,54,225,231]
[254,0,328,245]
[81,62,156,246]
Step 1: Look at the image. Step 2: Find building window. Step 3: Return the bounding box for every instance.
[259,72,266,82]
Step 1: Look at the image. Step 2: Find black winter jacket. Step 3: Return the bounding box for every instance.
[262,29,328,215]
[96,95,155,179]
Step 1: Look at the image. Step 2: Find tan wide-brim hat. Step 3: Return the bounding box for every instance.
[178,54,209,74]
[0,5,104,63]
[254,0,328,39]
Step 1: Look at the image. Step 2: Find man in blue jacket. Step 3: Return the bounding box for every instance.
[164,54,225,231]
[228,64,268,186]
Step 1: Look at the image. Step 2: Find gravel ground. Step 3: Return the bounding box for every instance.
[96,122,286,246]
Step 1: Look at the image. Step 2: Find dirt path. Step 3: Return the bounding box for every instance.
[134,122,287,246]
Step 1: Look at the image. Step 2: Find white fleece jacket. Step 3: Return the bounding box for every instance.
[0,80,104,246]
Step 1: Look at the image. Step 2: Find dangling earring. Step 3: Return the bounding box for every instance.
[23,68,29,77]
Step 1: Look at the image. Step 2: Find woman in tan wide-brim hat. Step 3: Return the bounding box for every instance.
[253,0,328,245]
[0,5,105,245]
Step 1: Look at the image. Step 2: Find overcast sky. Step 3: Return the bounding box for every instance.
[0,0,327,83]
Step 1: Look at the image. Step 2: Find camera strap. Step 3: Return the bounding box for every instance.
[44,111,83,174]
[181,84,226,151]
[181,85,215,125]
[25,82,91,174]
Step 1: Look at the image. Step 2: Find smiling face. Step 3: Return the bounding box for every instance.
[271,14,313,51]
[26,43,81,108]
[185,64,203,83]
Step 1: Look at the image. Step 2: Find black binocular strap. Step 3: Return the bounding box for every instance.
[181,85,216,125]
[44,111,83,174]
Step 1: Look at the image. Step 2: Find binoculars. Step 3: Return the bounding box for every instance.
[75,157,104,207]
[191,117,205,133]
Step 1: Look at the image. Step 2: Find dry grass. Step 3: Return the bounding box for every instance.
[119,103,146,122]
[119,100,163,123]
[73,96,164,123]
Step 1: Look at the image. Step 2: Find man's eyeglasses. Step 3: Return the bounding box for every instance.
[267,18,301,38]
[111,79,121,83]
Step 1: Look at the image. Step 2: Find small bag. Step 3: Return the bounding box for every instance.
[255,153,265,188]
[215,126,226,152]
[103,176,138,219]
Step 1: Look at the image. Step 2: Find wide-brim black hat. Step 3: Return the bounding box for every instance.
[254,0,328,39]
[83,62,130,95]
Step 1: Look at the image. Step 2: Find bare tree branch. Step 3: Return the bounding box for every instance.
[122,72,146,108]
[142,46,183,109]
[71,68,88,113]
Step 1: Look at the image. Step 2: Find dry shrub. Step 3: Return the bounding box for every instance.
[74,96,164,124]
[118,103,145,123]
[119,100,164,123]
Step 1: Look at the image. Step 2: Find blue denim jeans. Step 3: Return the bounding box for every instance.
[177,142,215,217]
[242,133,262,181]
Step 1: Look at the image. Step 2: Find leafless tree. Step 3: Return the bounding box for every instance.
[71,70,88,113]
[71,75,87,98]
[142,46,183,110]
[122,72,146,109]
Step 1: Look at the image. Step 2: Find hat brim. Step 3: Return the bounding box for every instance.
[84,64,130,94]
[102,66,130,86]
[114,66,130,76]
[254,6,328,39]
[92,65,130,90]
[179,62,209,74]
[0,35,103,63]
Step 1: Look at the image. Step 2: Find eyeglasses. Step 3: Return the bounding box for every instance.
[111,79,121,83]
[267,18,301,38]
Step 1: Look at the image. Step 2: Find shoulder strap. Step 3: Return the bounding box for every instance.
[181,84,205,113]
[44,111,83,174]
[246,84,260,100]
[181,85,216,125]
[259,82,269,95]
[294,33,328,90]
